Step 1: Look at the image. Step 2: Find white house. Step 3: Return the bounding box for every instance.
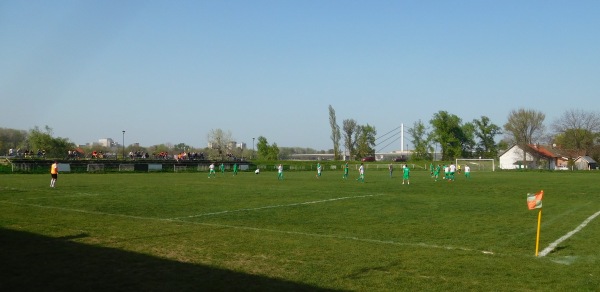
[499,144,568,170]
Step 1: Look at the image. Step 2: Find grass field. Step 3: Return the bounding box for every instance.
[1,168,599,291]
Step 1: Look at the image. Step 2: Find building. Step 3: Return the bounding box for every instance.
[98,138,114,148]
[574,156,598,170]
[227,141,237,150]
[499,144,569,170]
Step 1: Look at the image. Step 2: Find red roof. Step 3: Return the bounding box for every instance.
[527,144,558,158]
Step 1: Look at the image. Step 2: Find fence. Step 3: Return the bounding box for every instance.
[6,160,431,174]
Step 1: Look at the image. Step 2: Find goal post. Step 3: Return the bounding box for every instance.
[12,163,33,173]
[455,158,496,172]
[174,165,187,173]
[87,164,105,172]
[119,164,135,172]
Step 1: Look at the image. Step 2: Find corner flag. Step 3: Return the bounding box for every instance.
[527,190,544,256]
[527,190,544,210]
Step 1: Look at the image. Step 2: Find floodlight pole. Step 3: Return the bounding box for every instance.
[252,137,255,159]
[122,130,125,160]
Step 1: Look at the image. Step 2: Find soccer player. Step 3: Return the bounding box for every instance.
[402,164,410,185]
[233,163,238,176]
[429,162,434,177]
[464,165,471,179]
[316,163,322,178]
[208,163,216,178]
[343,162,349,179]
[277,164,284,180]
[443,164,449,180]
[219,163,225,174]
[50,161,58,188]
[433,164,441,181]
[388,163,394,178]
[357,163,365,182]
[449,163,456,181]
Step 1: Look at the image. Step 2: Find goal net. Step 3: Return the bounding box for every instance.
[12,163,33,172]
[455,159,495,172]
[119,164,135,172]
[87,164,105,172]
[174,165,187,172]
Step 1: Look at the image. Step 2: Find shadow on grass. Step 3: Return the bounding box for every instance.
[0,228,339,291]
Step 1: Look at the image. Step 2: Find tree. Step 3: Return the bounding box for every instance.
[0,127,27,155]
[460,122,476,158]
[504,108,546,145]
[473,116,502,158]
[355,124,377,159]
[551,109,600,157]
[429,111,463,160]
[173,143,192,153]
[148,144,171,156]
[328,105,342,160]
[27,126,75,158]
[503,108,545,162]
[342,119,358,160]
[408,120,432,160]
[207,129,233,160]
[554,130,596,157]
[256,136,279,160]
[269,143,280,161]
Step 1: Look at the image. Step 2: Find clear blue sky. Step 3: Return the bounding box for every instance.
[1,1,599,151]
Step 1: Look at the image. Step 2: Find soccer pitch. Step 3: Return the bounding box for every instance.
[1,169,599,291]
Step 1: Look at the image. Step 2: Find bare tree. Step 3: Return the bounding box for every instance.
[328,105,341,160]
[504,109,546,145]
[551,109,600,157]
[207,129,233,160]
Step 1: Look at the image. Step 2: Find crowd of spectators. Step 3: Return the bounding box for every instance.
[129,150,150,160]
[6,148,45,158]
[172,152,206,161]
[6,148,225,162]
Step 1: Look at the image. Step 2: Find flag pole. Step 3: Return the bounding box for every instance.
[535,208,542,256]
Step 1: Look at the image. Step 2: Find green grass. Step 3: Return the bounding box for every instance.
[1,169,599,291]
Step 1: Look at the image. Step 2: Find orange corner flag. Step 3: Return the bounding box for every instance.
[527,190,544,210]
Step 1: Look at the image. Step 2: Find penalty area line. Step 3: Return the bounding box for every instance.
[169,193,388,220]
[2,200,495,256]
[539,210,600,257]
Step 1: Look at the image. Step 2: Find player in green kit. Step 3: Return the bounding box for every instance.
[219,163,225,174]
[316,163,322,178]
[433,164,441,181]
[402,164,410,185]
[343,162,349,179]
[277,164,284,180]
[233,163,238,176]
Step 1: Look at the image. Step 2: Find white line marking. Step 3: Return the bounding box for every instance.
[23,193,102,200]
[539,210,600,257]
[170,194,387,220]
[0,200,494,255]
